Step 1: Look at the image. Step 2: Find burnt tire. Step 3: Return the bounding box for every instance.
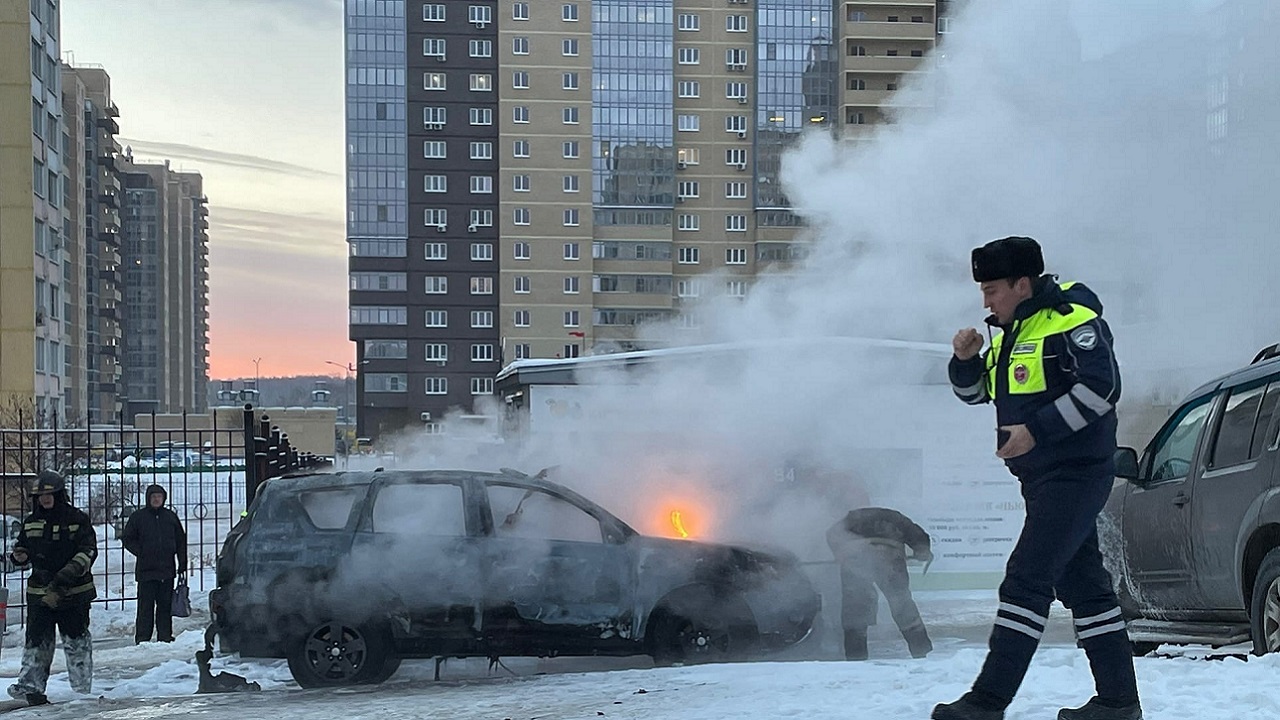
[649,593,756,667]
[1249,548,1280,655]
[286,620,394,688]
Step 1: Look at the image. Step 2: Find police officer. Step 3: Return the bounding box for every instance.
[826,507,933,660]
[6,470,97,706]
[932,237,1140,720]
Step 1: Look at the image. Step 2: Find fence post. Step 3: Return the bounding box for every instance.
[242,404,257,506]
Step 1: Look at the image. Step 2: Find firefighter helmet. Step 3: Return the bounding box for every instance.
[30,470,65,496]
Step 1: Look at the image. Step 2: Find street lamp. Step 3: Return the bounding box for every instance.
[324,361,356,425]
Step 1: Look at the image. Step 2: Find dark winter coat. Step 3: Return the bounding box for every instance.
[11,494,98,605]
[829,508,932,557]
[121,485,188,582]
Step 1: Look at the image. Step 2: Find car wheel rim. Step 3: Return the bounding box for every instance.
[1265,578,1280,653]
[304,623,368,680]
[678,619,729,658]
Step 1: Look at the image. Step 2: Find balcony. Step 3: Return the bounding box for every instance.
[96,115,120,134]
[96,150,118,171]
[98,189,120,208]
[843,89,895,106]
[98,303,121,320]
[98,227,120,245]
[845,54,932,73]
[105,102,120,118]
[844,20,936,41]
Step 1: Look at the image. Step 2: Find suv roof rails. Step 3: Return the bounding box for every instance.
[1252,343,1280,365]
[498,465,559,480]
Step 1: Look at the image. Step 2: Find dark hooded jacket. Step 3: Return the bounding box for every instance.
[949,278,1121,478]
[828,508,932,558]
[121,485,188,582]
[11,488,98,605]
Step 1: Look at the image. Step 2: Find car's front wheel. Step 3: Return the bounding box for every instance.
[649,592,756,666]
[286,620,394,688]
[1250,548,1280,655]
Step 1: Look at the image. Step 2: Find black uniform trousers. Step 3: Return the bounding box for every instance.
[972,469,1138,707]
[135,577,175,643]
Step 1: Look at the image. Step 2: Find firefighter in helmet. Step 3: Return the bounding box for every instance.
[7,470,97,706]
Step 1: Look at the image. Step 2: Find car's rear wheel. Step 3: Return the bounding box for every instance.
[649,592,756,666]
[1250,548,1280,655]
[287,620,393,688]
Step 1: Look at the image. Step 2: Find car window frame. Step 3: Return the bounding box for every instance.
[1204,377,1273,472]
[360,476,477,538]
[482,481,626,545]
[1141,391,1218,486]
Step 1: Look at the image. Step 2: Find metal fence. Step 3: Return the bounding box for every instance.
[0,405,332,620]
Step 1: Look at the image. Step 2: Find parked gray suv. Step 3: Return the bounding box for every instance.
[1104,344,1280,655]
[211,467,820,687]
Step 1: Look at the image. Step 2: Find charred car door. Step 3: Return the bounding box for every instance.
[1121,393,1215,616]
[344,476,484,649]
[480,482,634,652]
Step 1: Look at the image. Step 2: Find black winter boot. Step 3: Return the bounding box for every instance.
[843,629,868,661]
[1057,697,1142,720]
[904,626,933,658]
[931,692,1005,720]
[25,693,50,707]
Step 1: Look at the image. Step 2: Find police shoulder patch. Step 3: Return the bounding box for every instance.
[1070,325,1098,350]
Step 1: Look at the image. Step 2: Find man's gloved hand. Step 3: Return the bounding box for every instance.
[54,564,80,585]
[41,590,61,609]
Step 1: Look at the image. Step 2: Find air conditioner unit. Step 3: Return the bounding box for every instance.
[737,96,749,104]
[472,20,488,28]
[468,224,478,233]
[677,162,688,170]
[420,412,432,422]
[676,196,685,203]
[436,55,447,63]
[737,131,747,139]
[436,224,448,233]
[735,162,747,171]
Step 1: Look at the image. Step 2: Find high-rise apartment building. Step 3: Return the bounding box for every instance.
[0,0,69,424]
[343,0,942,438]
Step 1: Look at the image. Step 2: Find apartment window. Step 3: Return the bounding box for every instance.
[726,214,748,232]
[350,306,408,325]
[677,149,700,167]
[678,214,700,231]
[938,17,953,33]
[423,4,445,21]
[513,174,531,192]
[678,13,699,31]
[471,344,495,362]
[423,38,446,59]
[514,242,530,260]
[727,280,747,297]
[513,71,530,89]
[562,73,579,90]
[678,114,700,132]
[470,209,494,227]
[726,48,748,67]
[726,148,747,165]
[888,15,899,22]
[727,15,748,32]
[424,377,448,395]
[424,208,448,228]
[563,38,579,56]
[726,82,748,100]
[726,115,747,132]
[563,175,579,193]
[562,3,578,21]
[470,73,493,91]
[470,39,492,57]
[514,310,531,327]
[563,344,581,359]
[469,107,493,125]
[471,277,494,295]
[471,310,494,328]
[472,377,495,395]
[563,208,580,226]
[564,242,580,260]
[514,208,531,225]
[678,47,700,65]
[512,36,529,54]
[513,139,530,157]
[509,344,528,360]
[911,49,924,57]
[471,243,493,261]
[677,181,700,198]
[425,276,448,294]
[424,107,447,127]
[513,106,530,123]
[677,279,702,298]
[350,272,407,292]
[470,141,493,160]
[848,111,866,125]
[424,72,447,90]
[725,182,747,199]
[726,247,747,264]
[562,141,579,158]
[424,140,447,158]
[469,5,492,25]
[562,107,580,124]
[424,242,448,260]
[513,2,529,20]
[368,374,409,393]
[849,78,866,91]
[678,247,701,264]
[425,343,448,362]
[425,310,448,327]
[564,311,580,327]
[366,340,409,359]
[33,160,44,197]
[887,49,899,57]
[423,175,448,193]
[678,81,700,98]
[563,276,580,294]
[470,176,493,194]
[514,276,531,293]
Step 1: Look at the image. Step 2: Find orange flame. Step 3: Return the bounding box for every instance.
[670,510,690,538]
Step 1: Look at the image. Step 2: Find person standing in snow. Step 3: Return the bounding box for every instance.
[933,237,1140,720]
[826,507,933,660]
[7,470,96,706]
[121,484,187,644]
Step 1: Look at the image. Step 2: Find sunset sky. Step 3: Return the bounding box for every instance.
[62,0,349,380]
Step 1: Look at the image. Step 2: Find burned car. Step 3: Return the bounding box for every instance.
[210,468,820,687]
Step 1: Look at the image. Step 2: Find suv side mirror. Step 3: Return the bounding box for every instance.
[1115,447,1140,481]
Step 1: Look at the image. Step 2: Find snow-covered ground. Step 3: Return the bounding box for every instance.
[1,584,1276,719]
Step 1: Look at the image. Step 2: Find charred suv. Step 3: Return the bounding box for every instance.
[210,468,820,687]
[1103,345,1280,655]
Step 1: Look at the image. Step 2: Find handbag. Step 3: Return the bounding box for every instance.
[172,573,191,618]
